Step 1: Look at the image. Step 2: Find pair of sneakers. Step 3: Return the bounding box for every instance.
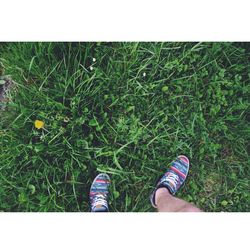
[90,155,190,212]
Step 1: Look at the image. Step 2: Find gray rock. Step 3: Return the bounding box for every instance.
[0,76,13,110]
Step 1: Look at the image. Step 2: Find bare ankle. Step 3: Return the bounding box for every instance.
[178,205,202,212]
[155,187,171,206]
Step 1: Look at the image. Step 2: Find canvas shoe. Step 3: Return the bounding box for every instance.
[150,155,190,208]
[90,173,111,212]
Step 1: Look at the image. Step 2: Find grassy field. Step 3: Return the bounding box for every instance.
[0,42,249,212]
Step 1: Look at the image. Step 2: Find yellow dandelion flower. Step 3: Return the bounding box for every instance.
[34,120,44,129]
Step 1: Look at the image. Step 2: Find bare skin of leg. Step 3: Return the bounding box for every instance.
[155,187,202,212]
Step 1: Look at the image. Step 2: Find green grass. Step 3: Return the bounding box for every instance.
[0,42,249,212]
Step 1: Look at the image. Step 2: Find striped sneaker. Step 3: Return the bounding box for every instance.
[90,173,111,212]
[150,155,190,208]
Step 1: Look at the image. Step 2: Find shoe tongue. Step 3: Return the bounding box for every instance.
[92,205,108,212]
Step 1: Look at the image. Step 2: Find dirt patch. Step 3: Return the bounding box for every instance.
[204,172,222,197]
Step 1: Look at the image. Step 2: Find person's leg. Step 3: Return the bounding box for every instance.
[89,173,110,212]
[150,155,202,212]
[155,187,201,212]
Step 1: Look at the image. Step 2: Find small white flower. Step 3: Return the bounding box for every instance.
[40,134,45,141]
[92,58,96,62]
[90,66,94,71]
[143,72,146,77]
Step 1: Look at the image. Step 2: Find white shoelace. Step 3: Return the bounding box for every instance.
[92,194,108,209]
[164,172,179,189]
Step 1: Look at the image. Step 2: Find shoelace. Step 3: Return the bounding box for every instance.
[163,172,179,189]
[92,194,108,209]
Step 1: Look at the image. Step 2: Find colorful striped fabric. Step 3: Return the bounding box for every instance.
[89,173,111,212]
[150,155,190,208]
